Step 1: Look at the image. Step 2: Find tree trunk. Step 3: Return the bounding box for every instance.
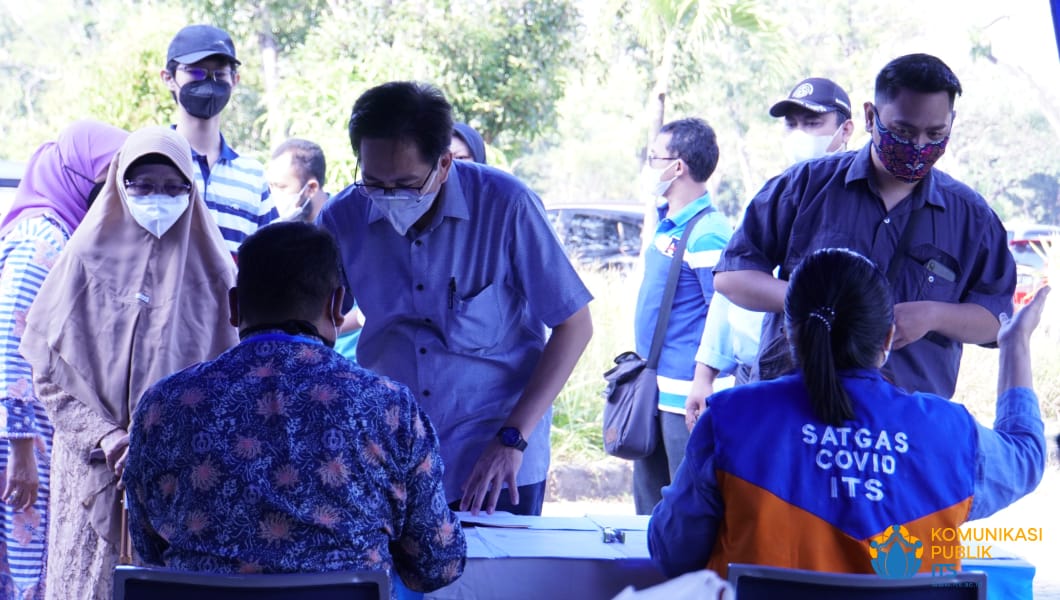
[257,11,283,150]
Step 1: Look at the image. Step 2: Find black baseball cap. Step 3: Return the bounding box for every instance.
[167,25,240,65]
[769,78,851,119]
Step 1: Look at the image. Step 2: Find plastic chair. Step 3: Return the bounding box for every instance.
[727,563,986,600]
[112,565,390,600]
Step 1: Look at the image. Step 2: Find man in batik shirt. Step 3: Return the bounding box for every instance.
[124,221,465,593]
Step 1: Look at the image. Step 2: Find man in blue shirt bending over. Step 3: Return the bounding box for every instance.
[319,81,593,516]
[632,117,732,514]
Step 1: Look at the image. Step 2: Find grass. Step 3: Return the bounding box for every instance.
[550,266,1060,465]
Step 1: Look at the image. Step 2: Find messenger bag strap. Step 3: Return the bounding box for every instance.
[646,205,714,369]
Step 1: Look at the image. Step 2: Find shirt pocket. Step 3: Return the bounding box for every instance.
[898,244,962,303]
[446,281,509,352]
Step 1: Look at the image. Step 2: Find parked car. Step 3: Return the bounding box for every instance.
[0,160,23,218]
[1007,223,1060,308]
[545,203,645,272]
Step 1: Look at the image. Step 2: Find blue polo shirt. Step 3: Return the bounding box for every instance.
[716,143,1015,398]
[183,131,276,257]
[634,194,731,413]
[319,161,592,501]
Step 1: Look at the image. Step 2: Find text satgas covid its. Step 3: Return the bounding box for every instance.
[801,424,910,501]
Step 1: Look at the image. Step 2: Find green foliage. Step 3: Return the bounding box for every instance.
[432,0,580,156]
[550,267,637,464]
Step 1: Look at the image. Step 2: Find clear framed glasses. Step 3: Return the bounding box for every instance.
[124,179,193,197]
[352,164,437,197]
[178,65,234,83]
[646,153,679,166]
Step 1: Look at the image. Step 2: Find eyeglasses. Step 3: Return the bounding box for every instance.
[178,65,235,83]
[124,179,193,197]
[352,164,437,197]
[647,153,679,166]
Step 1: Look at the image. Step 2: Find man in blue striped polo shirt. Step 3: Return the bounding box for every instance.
[633,118,732,514]
[160,24,276,257]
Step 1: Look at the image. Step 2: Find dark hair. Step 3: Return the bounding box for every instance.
[348,81,453,164]
[875,53,962,107]
[272,138,327,187]
[235,221,342,324]
[125,153,190,183]
[785,248,894,426]
[659,118,719,183]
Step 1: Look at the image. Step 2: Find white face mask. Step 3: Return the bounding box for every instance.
[638,160,679,198]
[783,125,846,165]
[274,183,310,221]
[125,193,190,238]
[368,168,440,236]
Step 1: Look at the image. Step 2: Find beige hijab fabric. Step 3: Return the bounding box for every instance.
[21,125,239,434]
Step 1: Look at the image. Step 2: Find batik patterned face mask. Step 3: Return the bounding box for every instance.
[872,112,948,183]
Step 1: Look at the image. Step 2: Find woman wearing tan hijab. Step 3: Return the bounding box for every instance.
[20,126,238,600]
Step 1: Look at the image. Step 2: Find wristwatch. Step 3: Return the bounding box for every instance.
[497,426,528,451]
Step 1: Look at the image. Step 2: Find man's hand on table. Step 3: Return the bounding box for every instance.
[460,440,524,515]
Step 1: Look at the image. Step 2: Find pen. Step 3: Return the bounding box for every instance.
[448,277,456,309]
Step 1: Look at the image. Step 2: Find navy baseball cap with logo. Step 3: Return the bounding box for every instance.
[769,77,851,119]
[167,24,241,65]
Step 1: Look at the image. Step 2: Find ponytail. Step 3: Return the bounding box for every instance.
[785,248,894,427]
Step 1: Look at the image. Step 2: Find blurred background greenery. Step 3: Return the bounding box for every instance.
[2,0,1059,224]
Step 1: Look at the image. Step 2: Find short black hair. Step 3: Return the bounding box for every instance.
[659,118,719,183]
[235,222,342,324]
[348,81,453,164]
[272,138,327,187]
[875,53,962,107]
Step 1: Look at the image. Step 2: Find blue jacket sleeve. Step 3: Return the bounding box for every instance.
[968,387,1045,520]
[648,409,724,577]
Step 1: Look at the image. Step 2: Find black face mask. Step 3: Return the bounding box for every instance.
[178,79,232,120]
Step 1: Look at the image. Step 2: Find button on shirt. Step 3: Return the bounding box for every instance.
[716,144,1015,398]
[184,131,276,257]
[634,194,731,413]
[319,161,593,500]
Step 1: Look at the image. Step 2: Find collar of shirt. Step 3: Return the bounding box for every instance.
[167,124,240,163]
[365,161,472,228]
[844,143,946,213]
[657,192,713,232]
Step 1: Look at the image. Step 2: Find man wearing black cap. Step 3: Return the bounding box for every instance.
[770,77,855,165]
[160,24,275,258]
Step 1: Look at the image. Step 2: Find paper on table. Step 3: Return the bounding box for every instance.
[474,527,630,559]
[587,514,650,531]
[456,512,599,531]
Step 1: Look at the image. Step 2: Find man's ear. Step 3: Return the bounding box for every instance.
[228,287,240,328]
[840,118,855,144]
[306,179,321,197]
[863,101,875,133]
[330,287,346,328]
[436,151,454,187]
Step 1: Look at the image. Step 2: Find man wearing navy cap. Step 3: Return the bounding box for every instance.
[160,24,275,257]
[770,77,855,165]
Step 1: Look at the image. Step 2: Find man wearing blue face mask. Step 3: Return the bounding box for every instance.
[714,53,1016,399]
[319,81,593,517]
[160,24,276,258]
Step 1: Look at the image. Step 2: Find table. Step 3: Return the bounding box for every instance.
[425,515,664,600]
[424,515,1035,600]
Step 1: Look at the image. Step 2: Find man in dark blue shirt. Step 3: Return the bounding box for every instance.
[715,53,1015,398]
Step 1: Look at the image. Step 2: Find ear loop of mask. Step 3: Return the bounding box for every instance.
[57,147,96,203]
